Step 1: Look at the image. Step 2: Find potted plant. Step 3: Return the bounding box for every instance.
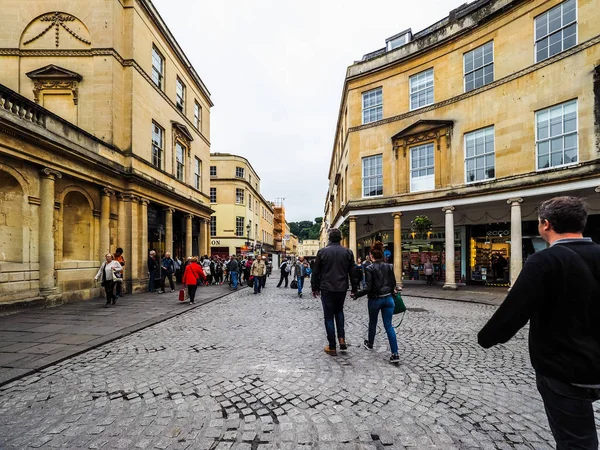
[410,215,433,233]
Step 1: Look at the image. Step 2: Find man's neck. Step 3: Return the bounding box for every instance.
[548,232,584,245]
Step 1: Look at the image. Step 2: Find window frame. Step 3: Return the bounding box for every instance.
[535,99,578,172]
[235,188,245,205]
[194,157,201,190]
[151,121,164,170]
[464,41,494,93]
[175,141,185,181]
[361,87,383,125]
[464,126,496,184]
[235,217,245,237]
[409,68,434,111]
[210,216,216,237]
[210,165,217,176]
[210,187,217,203]
[361,154,383,198]
[409,143,435,193]
[194,101,201,130]
[534,0,577,63]
[235,167,245,178]
[176,77,186,113]
[151,45,165,90]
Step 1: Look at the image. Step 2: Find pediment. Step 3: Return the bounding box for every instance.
[391,120,453,141]
[172,121,194,143]
[26,65,82,81]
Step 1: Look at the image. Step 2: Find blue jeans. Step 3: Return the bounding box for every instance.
[253,275,262,293]
[367,295,398,354]
[321,291,346,348]
[231,271,239,289]
[297,276,304,294]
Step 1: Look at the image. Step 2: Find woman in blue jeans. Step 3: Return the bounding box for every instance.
[353,241,400,364]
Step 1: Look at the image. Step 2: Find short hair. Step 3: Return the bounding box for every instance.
[538,196,588,234]
[329,228,342,243]
[115,247,123,254]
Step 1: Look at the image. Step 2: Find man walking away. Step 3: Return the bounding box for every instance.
[311,228,356,356]
[478,196,600,450]
[147,250,159,292]
[229,255,240,290]
[159,251,176,293]
[277,257,290,287]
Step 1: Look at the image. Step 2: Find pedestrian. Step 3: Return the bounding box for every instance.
[351,257,363,294]
[311,228,356,356]
[251,256,266,294]
[260,255,268,289]
[277,257,291,287]
[361,256,372,289]
[424,258,434,285]
[201,255,212,286]
[182,257,205,304]
[352,241,400,364]
[215,259,224,284]
[159,251,176,293]
[174,254,182,283]
[294,256,308,297]
[478,196,600,450]
[266,258,272,277]
[228,255,240,290]
[244,257,252,283]
[94,253,123,307]
[147,250,159,292]
[113,247,126,298]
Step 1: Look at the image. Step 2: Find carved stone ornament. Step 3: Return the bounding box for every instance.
[23,12,91,48]
[391,120,454,158]
[27,65,83,105]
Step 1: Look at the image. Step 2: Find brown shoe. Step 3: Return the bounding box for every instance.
[324,346,337,356]
[339,338,348,351]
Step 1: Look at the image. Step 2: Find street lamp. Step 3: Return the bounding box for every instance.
[364,217,374,234]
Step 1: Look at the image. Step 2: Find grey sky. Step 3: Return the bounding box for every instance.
[152,0,465,222]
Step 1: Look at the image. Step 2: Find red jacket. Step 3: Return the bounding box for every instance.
[182,262,205,285]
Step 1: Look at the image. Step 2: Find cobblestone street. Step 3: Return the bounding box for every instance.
[0,275,598,449]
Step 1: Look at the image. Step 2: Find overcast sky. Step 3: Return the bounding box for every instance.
[152,0,465,222]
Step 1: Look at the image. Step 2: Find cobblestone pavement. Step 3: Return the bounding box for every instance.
[0,275,598,449]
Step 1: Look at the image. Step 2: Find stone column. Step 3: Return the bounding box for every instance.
[99,188,114,260]
[39,168,61,295]
[185,214,193,258]
[442,206,457,291]
[164,207,174,255]
[508,198,524,287]
[139,198,149,279]
[201,218,210,256]
[117,194,126,248]
[348,216,357,258]
[393,213,403,287]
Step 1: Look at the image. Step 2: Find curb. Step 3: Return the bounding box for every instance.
[402,293,502,307]
[0,288,244,388]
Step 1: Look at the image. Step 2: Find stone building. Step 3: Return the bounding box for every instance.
[324,0,600,289]
[297,240,320,259]
[208,154,274,259]
[0,0,213,306]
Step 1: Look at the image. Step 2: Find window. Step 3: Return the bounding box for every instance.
[151,46,164,89]
[210,216,216,237]
[536,100,578,170]
[362,155,383,197]
[362,88,383,124]
[409,69,434,110]
[176,78,185,112]
[386,32,411,51]
[236,217,244,237]
[535,0,576,63]
[464,42,494,92]
[248,194,252,210]
[465,127,495,183]
[194,157,201,189]
[249,174,252,185]
[194,101,201,130]
[236,188,244,204]
[175,142,185,181]
[235,167,244,178]
[210,187,217,203]
[210,165,217,176]
[151,122,164,169]
[410,143,435,192]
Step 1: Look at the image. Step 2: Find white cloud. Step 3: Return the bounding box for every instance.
[152,0,465,222]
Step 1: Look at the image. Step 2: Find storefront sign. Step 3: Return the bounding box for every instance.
[486,230,510,236]
[211,240,221,245]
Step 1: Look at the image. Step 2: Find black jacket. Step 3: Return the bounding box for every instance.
[355,261,396,299]
[478,240,600,384]
[311,242,355,293]
[148,256,159,275]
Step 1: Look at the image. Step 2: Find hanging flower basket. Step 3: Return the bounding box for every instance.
[410,215,433,233]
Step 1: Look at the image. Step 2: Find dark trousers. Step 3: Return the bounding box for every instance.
[103,280,116,304]
[321,291,346,348]
[426,274,434,285]
[187,284,198,303]
[148,271,157,292]
[161,272,174,291]
[253,276,262,294]
[260,275,266,289]
[536,373,600,450]
[115,280,123,297]
[277,272,289,287]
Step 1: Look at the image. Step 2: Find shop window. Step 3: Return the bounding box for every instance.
[535,0,576,63]
[536,99,577,170]
[362,88,383,124]
[362,154,383,197]
[409,69,434,110]
[464,41,494,92]
[410,143,434,192]
[465,126,495,183]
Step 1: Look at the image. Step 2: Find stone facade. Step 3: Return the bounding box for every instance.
[297,239,320,258]
[324,0,600,289]
[208,154,274,258]
[0,0,213,306]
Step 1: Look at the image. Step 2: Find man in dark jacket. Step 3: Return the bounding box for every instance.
[147,250,159,292]
[478,196,600,450]
[228,255,240,290]
[159,251,176,293]
[311,228,356,356]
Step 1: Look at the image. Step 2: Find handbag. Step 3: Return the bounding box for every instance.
[247,276,254,287]
[178,289,185,301]
[393,291,406,315]
[290,279,298,289]
[114,271,123,282]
